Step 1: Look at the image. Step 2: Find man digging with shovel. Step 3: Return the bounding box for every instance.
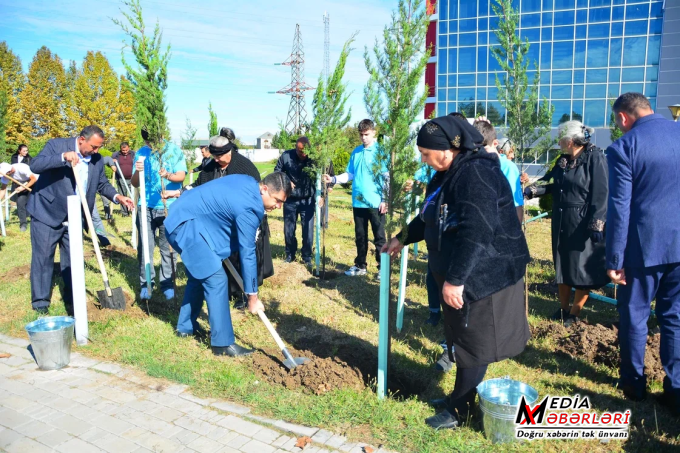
[165,172,291,357]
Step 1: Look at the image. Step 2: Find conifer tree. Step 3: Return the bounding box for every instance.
[207,102,218,137]
[363,0,431,238]
[0,42,27,148]
[180,117,198,166]
[19,46,68,139]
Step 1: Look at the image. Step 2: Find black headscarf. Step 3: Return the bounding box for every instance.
[209,141,237,156]
[416,113,484,152]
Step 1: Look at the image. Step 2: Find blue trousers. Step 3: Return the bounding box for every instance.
[427,269,441,313]
[176,266,235,347]
[617,263,680,389]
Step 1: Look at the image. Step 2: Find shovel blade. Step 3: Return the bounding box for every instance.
[97,287,126,310]
[283,357,310,370]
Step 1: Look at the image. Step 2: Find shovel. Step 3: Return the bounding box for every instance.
[71,162,126,310]
[223,259,309,370]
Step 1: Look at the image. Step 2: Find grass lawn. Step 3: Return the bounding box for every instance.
[0,188,677,452]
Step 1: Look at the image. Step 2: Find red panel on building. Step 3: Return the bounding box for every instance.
[426,21,437,56]
[426,0,436,15]
[425,103,436,120]
[425,62,436,97]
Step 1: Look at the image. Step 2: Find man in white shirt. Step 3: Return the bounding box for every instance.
[0,162,38,232]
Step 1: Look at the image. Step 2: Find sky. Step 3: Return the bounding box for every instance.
[0,0,397,144]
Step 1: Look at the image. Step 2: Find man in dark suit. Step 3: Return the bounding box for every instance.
[28,126,134,313]
[606,92,680,413]
[165,172,291,357]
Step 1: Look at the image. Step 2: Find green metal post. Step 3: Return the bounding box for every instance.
[377,252,390,399]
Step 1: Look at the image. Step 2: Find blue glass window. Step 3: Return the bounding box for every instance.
[645,83,657,97]
[626,4,650,20]
[612,7,624,21]
[608,84,620,98]
[541,43,552,69]
[552,101,571,126]
[449,35,458,47]
[448,75,457,86]
[585,100,606,127]
[572,101,584,122]
[574,41,586,68]
[488,87,499,100]
[650,19,663,35]
[610,38,622,66]
[587,69,607,83]
[542,0,553,10]
[587,40,608,68]
[522,0,541,12]
[477,74,486,85]
[437,103,446,117]
[522,14,541,27]
[542,12,553,25]
[478,18,488,30]
[459,47,476,72]
[589,24,610,39]
[479,33,488,45]
[439,50,448,74]
[527,45,540,66]
[573,84,584,98]
[449,20,458,33]
[574,70,585,83]
[609,68,620,83]
[554,26,574,40]
[542,28,552,40]
[479,0,490,16]
[651,2,664,18]
[440,0,449,19]
[458,88,475,101]
[448,0,458,20]
[612,22,623,37]
[447,102,457,114]
[590,8,611,22]
[460,33,476,46]
[489,16,499,29]
[440,35,448,49]
[460,19,476,32]
[622,68,644,82]
[438,75,447,88]
[478,46,488,71]
[576,9,587,24]
[625,21,648,36]
[590,0,611,6]
[460,0,478,18]
[621,83,643,94]
[489,31,499,45]
[554,10,574,25]
[552,70,572,84]
[440,21,448,34]
[540,85,550,98]
[554,0,575,10]
[540,71,551,83]
[489,46,503,70]
[650,99,657,111]
[646,66,659,82]
[438,89,447,101]
[447,48,456,73]
[522,28,541,41]
[623,38,646,66]
[576,0,588,7]
[488,101,505,126]
[553,42,574,69]
[586,84,607,99]
[552,85,571,99]
[477,88,486,100]
[648,36,661,65]
[576,25,586,39]
[448,88,456,100]
[613,0,623,4]
[459,74,476,87]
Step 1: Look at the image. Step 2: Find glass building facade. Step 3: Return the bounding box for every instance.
[432,0,666,129]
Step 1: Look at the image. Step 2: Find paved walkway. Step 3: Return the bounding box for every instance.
[0,333,392,453]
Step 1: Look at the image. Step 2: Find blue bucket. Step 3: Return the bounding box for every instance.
[477,376,538,444]
[25,316,75,370]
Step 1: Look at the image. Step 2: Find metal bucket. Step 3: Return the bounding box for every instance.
[25,316,75,370]
[477,376,538,444]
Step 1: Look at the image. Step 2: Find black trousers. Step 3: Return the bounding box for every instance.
[30,217,72,310]
[116,178,132,214]
[11,190,29,227]
[283,198,315,260]
[352,207,386,269]
[447,365,488,418]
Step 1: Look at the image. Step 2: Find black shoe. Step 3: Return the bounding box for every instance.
[176,326,207,338]
[617,379,647,402]
[303,258,313,266]
[233,298,247,310]
[425,311,441,326]
[425,409,459,430]
[20,224,27,232]
[212,344,254,357]
[284,255,294,263]
[657,377,680,416]
[550,308,569,321]
[435,350,455,372]
[563,314,580,328]
[97,235,111,248]
[33,307,49,315]
[429,397,450,409]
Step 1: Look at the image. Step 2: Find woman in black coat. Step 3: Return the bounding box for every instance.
[10,144,31,165]
[524,121,608,326]
[164,133,274,306]
[384,114,531,430]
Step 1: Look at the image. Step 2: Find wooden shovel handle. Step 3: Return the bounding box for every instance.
[0,173,32,192]
[71,162,112,296]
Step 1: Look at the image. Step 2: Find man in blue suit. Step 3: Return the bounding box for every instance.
[28,126,134,313]
[165,172,292,357]
[606,92,680,413]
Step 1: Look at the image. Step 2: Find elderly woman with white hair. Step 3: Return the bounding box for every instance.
[524,120,609,326]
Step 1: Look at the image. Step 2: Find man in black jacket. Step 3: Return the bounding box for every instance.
[275,137,322,265]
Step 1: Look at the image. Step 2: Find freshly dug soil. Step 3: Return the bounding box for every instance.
[532,320,665,382]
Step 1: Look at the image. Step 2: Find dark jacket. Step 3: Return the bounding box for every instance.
[193,156,212,173]
[274,149,316,200]
[527,143,609,288]
[28,138,118,228]
[606,113,680,269]
[191,153,259,187]
[11,153,31,166]
[401,149,530,302]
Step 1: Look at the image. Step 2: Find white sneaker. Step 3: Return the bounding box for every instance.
[345,266,367,276]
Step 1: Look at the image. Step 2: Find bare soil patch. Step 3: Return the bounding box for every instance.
[0,264,30,284]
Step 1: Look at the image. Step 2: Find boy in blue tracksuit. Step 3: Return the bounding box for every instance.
[324,119,388,278]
